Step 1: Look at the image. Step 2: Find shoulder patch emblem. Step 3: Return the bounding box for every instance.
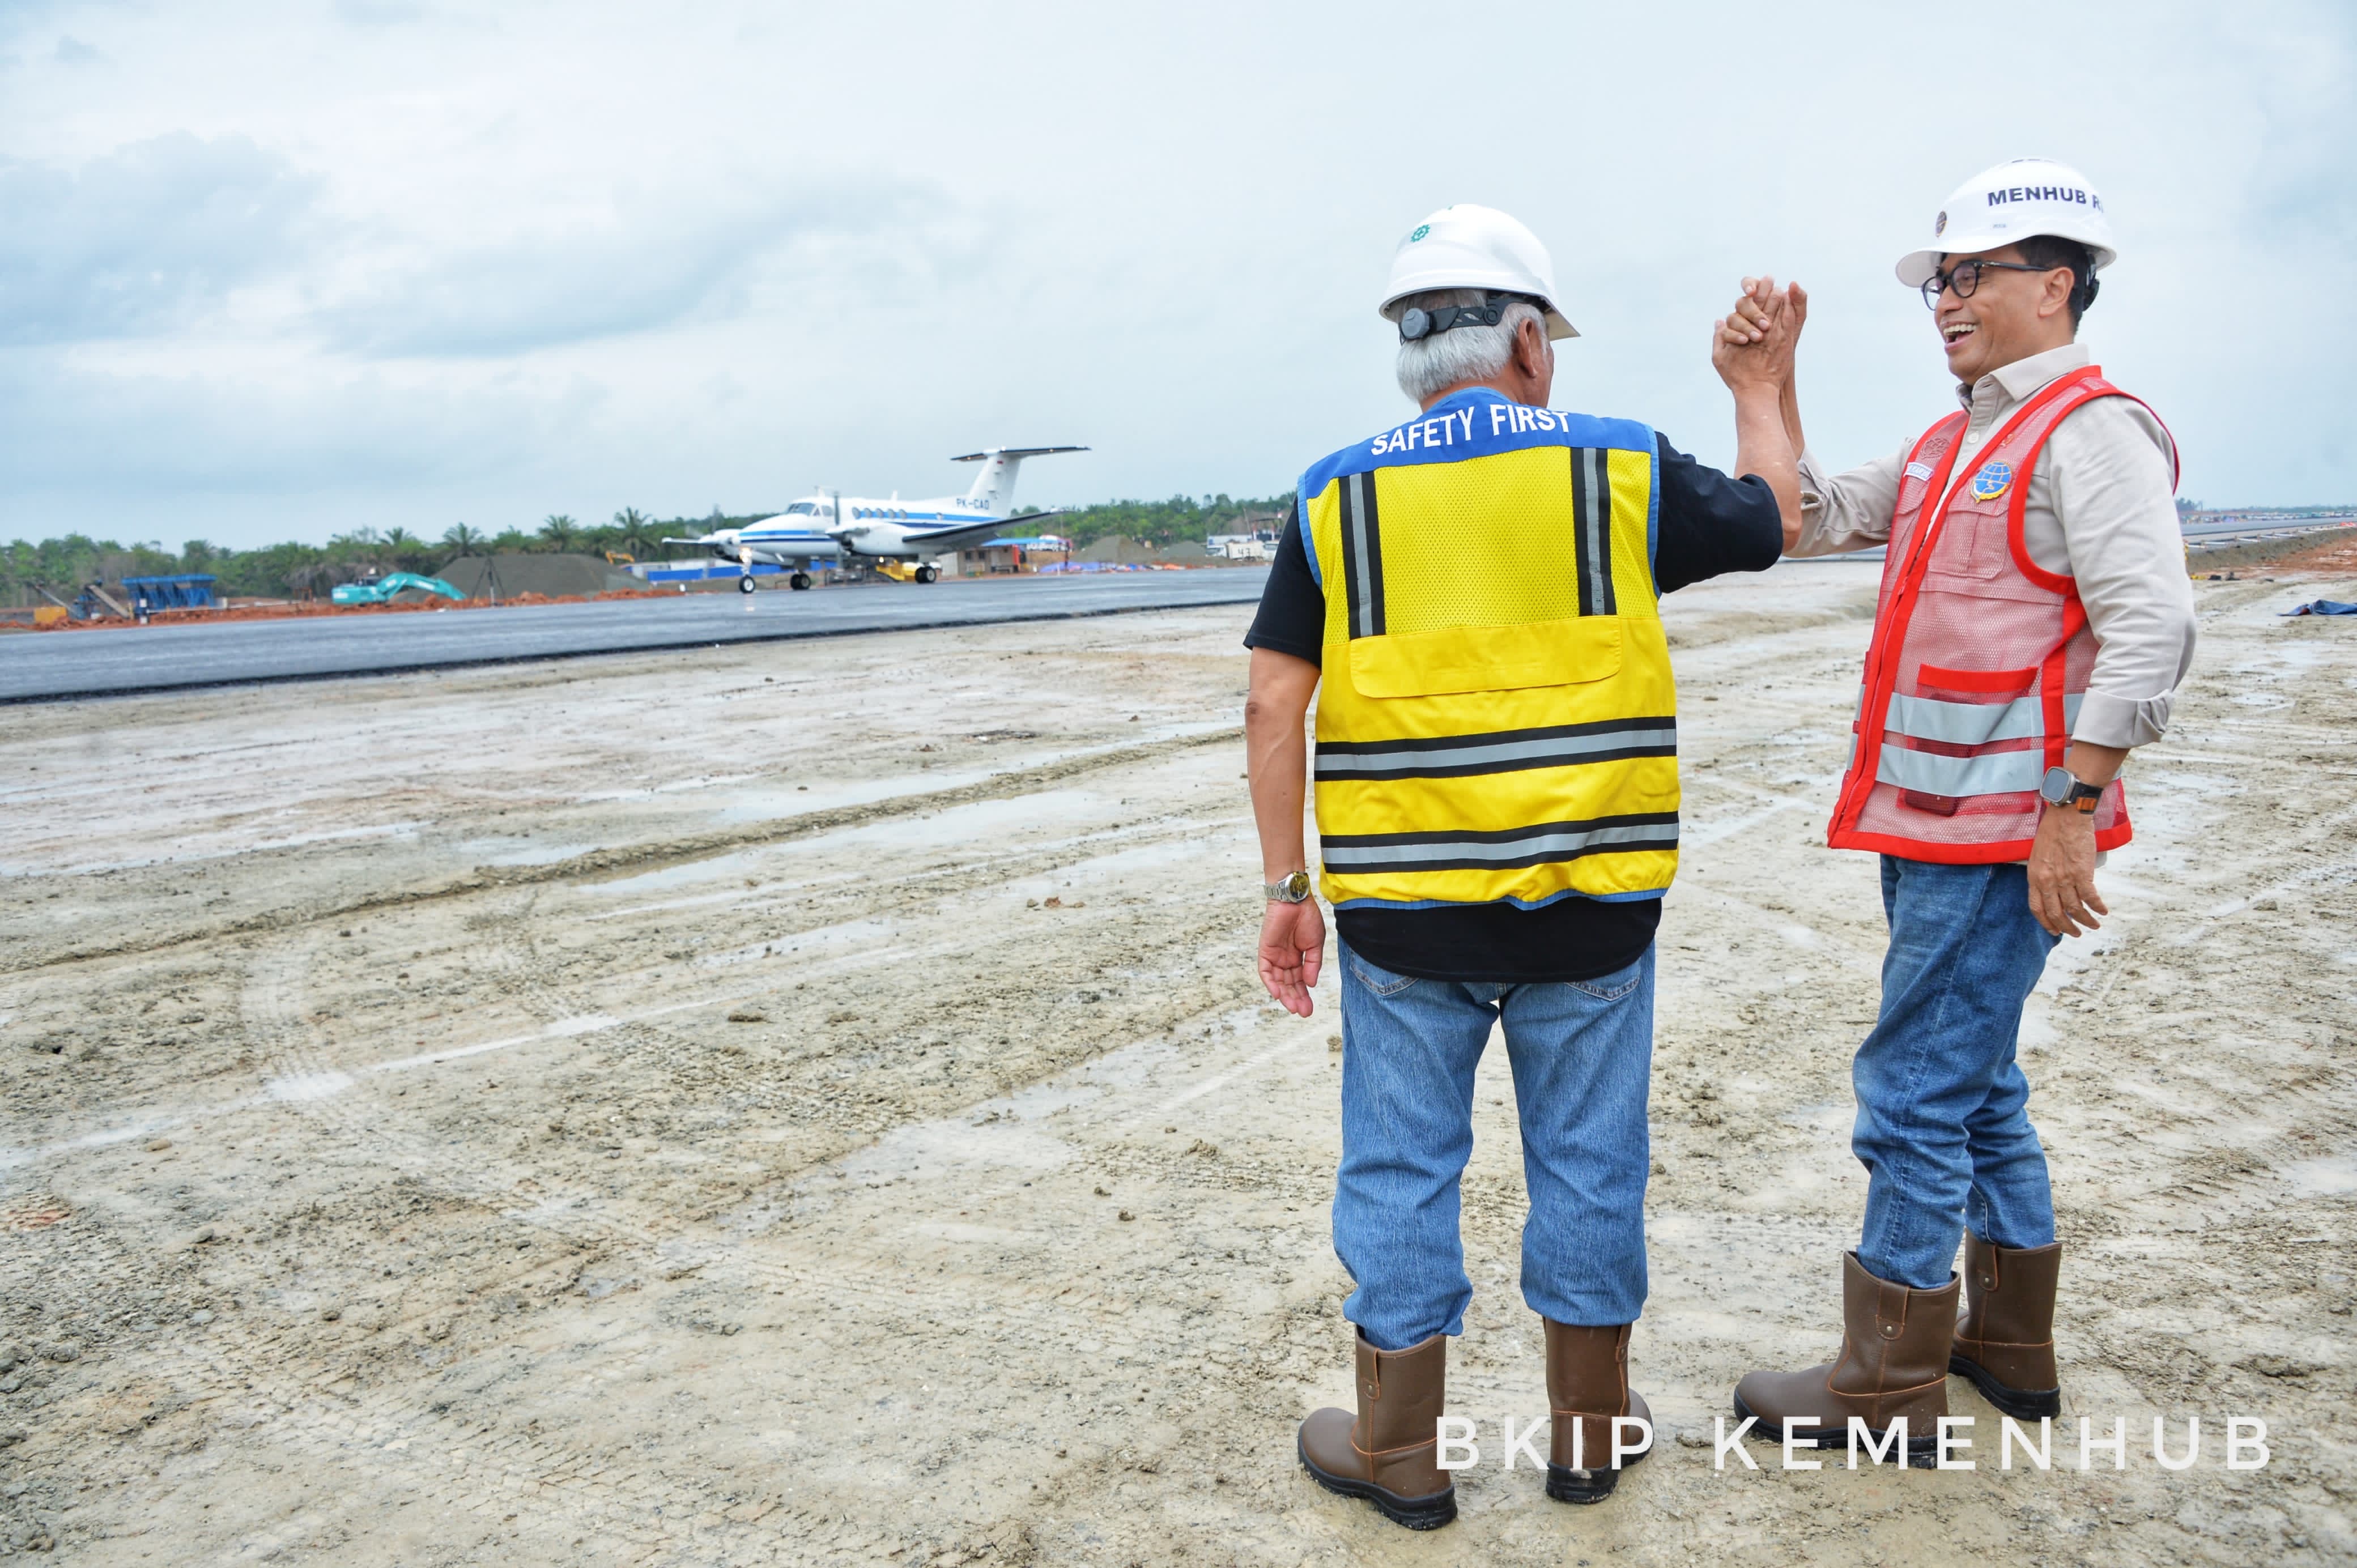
[1969,461,2013,502]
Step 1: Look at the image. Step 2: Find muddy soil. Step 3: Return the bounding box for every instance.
[2,565,2352,1565]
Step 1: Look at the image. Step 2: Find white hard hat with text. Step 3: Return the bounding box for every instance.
[1895,157,2118,287]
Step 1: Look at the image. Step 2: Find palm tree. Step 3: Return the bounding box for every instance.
[610,508,652,557]
[539,514,579,553]
[443,522,484,555]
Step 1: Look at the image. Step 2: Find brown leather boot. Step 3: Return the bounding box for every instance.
[1731,1252,1956,1467]
[1544,1321,1653,1503]
[1297,1331,1456,1530]
[1950,1235,2062,1418]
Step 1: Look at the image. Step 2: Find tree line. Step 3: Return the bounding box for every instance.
[0,493,1292,603]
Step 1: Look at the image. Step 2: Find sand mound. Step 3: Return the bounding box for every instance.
[436,553,646,599]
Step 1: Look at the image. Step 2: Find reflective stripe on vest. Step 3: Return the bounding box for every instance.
[1301,389,1677,908]
[1874,691,2088,798]
[1885,689,2083,748]
[1826,367,2175,861]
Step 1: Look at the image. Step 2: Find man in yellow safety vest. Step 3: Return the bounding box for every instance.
[1243,203,1800,1526]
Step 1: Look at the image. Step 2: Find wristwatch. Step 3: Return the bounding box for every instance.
[2037,765,2104,814]
[1263,870,1313,903]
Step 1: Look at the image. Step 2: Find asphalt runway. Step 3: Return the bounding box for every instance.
[0,569,1272,703]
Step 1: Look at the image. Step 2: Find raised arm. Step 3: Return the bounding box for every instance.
[1720,278,1903,555]
[1711,279,1802,551]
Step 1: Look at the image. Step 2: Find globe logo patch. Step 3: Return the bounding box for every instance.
[1934,210,1947,237]
[1409,224,1431,242]
[1969,461,2013,502]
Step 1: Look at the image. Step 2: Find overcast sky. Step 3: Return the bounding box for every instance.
[1,1,2350,548]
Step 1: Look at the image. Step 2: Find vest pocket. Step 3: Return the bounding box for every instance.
[1346,616,1623,699]
[1925,498,2010,580]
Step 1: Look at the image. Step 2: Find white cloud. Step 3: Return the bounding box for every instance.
[313,175,968,357]
[0,133,319,344]
[0,0,2350,546]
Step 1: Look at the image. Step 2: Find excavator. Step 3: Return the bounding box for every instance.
[331,572,466,606]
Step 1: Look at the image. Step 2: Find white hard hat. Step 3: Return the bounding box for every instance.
[1895,157,2117,288]
[1379,204,1578,340]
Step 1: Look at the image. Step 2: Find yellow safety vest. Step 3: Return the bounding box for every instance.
[1300,389,1679,909]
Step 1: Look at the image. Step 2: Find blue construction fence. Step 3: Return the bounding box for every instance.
[634,560,839,585]
[120,574,219,609]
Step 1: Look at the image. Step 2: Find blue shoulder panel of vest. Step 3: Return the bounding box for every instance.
[1295,487,1323,589]
[1297,388,1656,505]
[1647,430,1661,581]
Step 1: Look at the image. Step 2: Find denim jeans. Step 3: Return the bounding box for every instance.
[1333,939,1654,1352]
[1853,855,2061,1291]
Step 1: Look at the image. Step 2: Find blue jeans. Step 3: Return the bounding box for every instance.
[1333,940,1654,1352]
[1854,855,2061,1291]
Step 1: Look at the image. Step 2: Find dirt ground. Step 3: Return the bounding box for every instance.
[3,560,2353,1566]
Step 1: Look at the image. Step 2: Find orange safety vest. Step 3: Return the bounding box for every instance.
[1827,365,2177,863]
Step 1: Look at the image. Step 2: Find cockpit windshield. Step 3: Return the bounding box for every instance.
[782,501,818,515]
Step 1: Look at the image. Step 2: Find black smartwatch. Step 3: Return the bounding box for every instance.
[2037,765,2104,815]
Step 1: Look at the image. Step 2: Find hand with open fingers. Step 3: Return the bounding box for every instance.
[1257,896,1326,1017]
[2026,807,2109,938]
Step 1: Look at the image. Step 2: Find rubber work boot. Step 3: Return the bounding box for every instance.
[1950,1235,2062,1418]
[1731,1252,1958,1467]
[1296,1330,1456,1530]
[1544,1321,1653,1503]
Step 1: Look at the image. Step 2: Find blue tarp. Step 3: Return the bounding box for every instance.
[2282,600,2357,616]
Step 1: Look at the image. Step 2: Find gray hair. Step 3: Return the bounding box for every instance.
[1391,289,1546,404]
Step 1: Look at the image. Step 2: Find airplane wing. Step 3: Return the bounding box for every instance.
[660,534,730,548]
[854,511,1063,553]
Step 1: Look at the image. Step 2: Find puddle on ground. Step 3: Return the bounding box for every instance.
[2287,1156,2357,1200]
[459,836,605,866]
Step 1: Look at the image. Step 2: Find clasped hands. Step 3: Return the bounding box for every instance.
[1711,275,1807,393]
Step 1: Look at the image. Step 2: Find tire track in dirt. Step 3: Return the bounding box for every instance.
[1,725,1244,978]
[87,821,1282,1561]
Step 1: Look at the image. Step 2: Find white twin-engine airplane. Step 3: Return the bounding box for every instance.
[662,445,1087,591]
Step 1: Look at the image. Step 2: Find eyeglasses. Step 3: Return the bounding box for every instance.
[1921,259,2052,310]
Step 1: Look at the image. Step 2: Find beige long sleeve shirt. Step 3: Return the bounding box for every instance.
[1790,342,2197,749]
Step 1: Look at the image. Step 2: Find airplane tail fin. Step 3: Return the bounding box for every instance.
[951,445,1087,516]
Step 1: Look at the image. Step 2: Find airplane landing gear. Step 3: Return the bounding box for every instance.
[737,575,757,594]
[789,572,812,591]
[914,564,939,584]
